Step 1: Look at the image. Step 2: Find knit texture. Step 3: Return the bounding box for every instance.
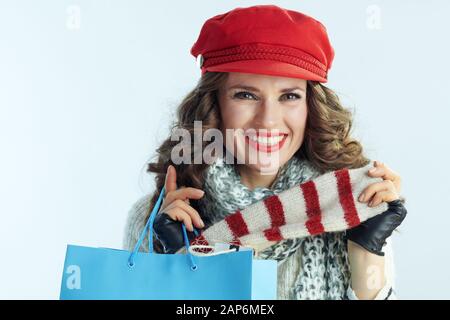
[190,159,388,253]
[182,156,394,300]
[123,156,396,300]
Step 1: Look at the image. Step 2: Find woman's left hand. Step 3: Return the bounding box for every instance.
[358,160,402,207]
[346,160,407,256]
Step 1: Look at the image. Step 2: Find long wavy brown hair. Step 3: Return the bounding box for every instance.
[146,71,369,252]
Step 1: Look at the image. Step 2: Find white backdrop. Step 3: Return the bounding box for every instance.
[0,0,449,299]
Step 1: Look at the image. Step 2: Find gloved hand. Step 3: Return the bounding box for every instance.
[345,199,407,256]
[153,211,200,254]
[153,164,206,254]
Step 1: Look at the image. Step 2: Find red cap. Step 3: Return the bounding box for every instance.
[190,5,335,82]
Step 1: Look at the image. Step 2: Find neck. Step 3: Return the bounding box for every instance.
[236,164,279,190]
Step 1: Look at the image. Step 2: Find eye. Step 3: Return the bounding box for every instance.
[281,93,301,101]
[233,91,258,100]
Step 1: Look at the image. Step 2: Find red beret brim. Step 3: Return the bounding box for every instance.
[203,59,328,82]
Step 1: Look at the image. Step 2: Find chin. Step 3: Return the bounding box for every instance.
[245,153,290,175]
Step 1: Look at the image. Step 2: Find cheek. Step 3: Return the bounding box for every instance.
[220,102,255,129]
[220,109,238,129]
[285,104,308,137]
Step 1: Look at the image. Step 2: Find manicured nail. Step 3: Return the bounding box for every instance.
[368,200,373,207]
[359,193,365,202]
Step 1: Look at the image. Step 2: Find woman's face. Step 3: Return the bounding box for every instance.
[218,72,308,174]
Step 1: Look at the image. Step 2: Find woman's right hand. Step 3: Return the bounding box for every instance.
[153,165,205,254]
[159,165,205,232]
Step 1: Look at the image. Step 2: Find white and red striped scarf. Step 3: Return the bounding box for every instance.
[190,163,387,252]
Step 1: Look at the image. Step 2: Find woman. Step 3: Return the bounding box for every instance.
[123,5,406,300]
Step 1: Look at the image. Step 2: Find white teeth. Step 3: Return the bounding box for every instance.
[248,135,284,145]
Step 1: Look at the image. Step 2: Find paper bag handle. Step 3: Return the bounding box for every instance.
[127,186,198,270]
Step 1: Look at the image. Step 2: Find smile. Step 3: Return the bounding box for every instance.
[244,132,288,153]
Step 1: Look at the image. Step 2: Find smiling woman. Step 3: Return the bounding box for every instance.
[123,4,407,300]
[218,73,309,186]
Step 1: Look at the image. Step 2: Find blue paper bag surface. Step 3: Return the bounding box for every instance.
[60,186,278,300]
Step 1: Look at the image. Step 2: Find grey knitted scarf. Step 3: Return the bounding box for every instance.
[196,155,352,300]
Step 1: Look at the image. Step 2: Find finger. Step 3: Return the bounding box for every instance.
[166,199,205,228]
[163,200,205,229]
[180,185,190,205]
[360,180,396,202]
[164,165,178,193]
[358,180,397,203]
[164,187,205,205]
[368,190,399,207]
[369,160,400,182]
[368,161,402,193]
[167,208,194,232]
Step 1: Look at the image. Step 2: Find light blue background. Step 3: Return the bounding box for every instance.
[0,0,448,299]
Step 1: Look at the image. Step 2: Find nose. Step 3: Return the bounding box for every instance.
[253,98,282,129]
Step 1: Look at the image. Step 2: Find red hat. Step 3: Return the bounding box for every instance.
[190,5,335,83]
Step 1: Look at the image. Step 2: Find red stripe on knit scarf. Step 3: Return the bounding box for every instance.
[301,180,325,235]
[263,195,286,227]
[335,169,361,227]
[263,196,286,241]
[225,210,250,238]
[264,227,283,241]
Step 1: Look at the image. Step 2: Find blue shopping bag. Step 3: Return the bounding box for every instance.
[252,259,277,300]
[60,186,277,300]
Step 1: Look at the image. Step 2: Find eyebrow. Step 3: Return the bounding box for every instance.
[227,85,306,93]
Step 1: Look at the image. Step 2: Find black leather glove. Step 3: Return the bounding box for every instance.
[153,211,199,254]
[345,199,407,256]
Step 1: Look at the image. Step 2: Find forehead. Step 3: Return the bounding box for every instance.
[224,72,307,88]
